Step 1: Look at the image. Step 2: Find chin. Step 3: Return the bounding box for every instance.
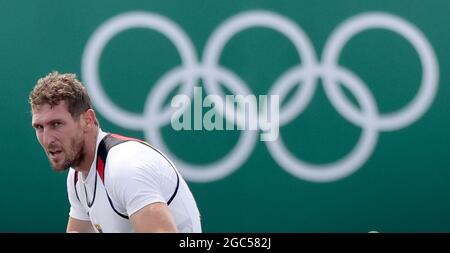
[51,165,69,172]
[50,160,70,172]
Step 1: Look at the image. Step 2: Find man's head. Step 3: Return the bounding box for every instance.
[29,71,98,172]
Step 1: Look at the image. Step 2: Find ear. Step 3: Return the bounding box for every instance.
[82,109,97,130]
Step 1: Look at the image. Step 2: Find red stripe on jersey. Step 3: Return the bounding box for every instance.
[97,156,105,183]
[110,133,141,142]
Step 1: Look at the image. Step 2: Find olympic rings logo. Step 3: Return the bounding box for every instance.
[82,10,438,183]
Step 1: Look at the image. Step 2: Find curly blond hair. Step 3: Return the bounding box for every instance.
[29,71,93,119]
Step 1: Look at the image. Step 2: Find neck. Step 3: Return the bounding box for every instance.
[77,127,99,178]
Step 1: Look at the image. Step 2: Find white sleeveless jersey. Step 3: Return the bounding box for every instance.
[66,129,202,233]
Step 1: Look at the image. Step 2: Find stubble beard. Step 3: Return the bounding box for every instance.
[50,134,86,172]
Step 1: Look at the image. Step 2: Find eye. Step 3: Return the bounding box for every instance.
[52,121,62,128]
[33,125,43,131]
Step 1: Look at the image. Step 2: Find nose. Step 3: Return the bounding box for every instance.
[41,128,56,148]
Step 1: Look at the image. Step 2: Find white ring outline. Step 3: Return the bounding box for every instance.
[82,11,197,130]
[266,67,379,182]
[144,67,259,182]
[202,11,318,127]
[322,12,438,131]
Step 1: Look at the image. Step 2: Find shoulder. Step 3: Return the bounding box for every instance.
[104,141,175,183]
[106,141,173,170]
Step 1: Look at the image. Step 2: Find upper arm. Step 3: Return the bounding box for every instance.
[66,216,95,233]
[130,202,177,233]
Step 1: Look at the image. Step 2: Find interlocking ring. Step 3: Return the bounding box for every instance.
[82,10,438,182]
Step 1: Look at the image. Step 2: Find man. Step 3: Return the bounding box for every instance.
[29,71,201,233]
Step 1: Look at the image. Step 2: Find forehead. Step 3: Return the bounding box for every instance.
[32,101,71,123]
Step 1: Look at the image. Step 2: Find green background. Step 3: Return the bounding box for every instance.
[1,0,449,232]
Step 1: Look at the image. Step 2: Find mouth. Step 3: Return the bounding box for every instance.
[48,150,63,160]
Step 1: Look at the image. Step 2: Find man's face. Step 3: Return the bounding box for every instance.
[31,101,86,172]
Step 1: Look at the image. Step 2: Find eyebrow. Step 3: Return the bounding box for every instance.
[32,119,63,128]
